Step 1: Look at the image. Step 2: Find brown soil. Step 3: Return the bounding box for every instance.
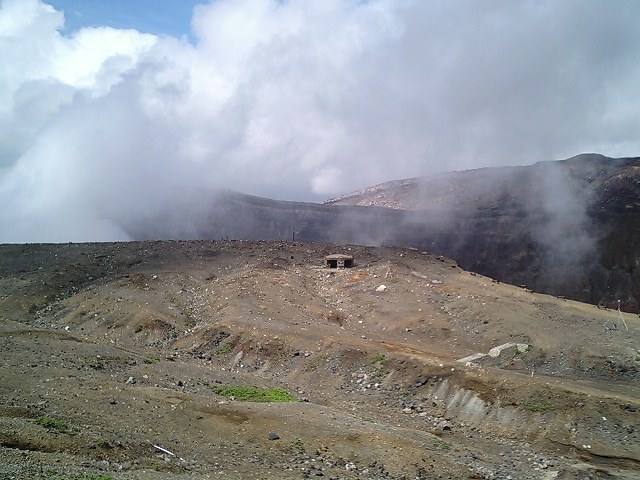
[1,240,639,479]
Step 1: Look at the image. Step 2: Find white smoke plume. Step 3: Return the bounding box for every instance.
[1,0,639,242]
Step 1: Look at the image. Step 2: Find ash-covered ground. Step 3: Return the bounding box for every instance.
[0,240,638,479]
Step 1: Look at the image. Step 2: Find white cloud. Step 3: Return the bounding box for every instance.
[52,27,156,92]
[1,0,640,242]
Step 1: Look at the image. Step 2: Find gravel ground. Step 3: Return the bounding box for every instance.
[1,240,639,479]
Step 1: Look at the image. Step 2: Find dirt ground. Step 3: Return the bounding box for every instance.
[0,240,638,479]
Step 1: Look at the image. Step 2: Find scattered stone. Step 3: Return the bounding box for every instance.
[345,462,357,471]
[488,343,517,358]
[436,420,452,431]
[456,352,487,364]
[376,285,387,292]
[268,432,280,440]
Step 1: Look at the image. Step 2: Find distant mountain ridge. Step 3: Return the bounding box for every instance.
[323,153,640,310]
[324,153,639,212]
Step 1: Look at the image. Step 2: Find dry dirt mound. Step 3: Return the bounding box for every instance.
[1,240,639,479]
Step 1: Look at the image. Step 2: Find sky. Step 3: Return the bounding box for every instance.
[1,0,639,243]
[46,0,203,39]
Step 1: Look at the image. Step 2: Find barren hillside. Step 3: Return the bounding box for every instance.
[1,240,639,479]
[118,155,640,313]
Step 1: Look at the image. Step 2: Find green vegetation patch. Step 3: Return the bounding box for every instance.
[292,438,305,453]
[523,401,556,413]
[373,367,391,381]
[35,416,68,431]
[367,354,391,380]
[212,385,295,402]
[370,354,388,365]
[216,344,233,355]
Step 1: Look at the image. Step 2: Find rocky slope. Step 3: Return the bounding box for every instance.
[1,240,639,479]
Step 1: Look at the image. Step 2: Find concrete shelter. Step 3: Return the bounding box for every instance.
[325,254,354,269]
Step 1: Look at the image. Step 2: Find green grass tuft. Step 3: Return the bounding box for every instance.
[373,368,390,380]
[212,385,295,402]
[523,401,555,413]
[292,438,305,453]
[370,354,388,365]
[216,344,233,355]
[35,416,68,431]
